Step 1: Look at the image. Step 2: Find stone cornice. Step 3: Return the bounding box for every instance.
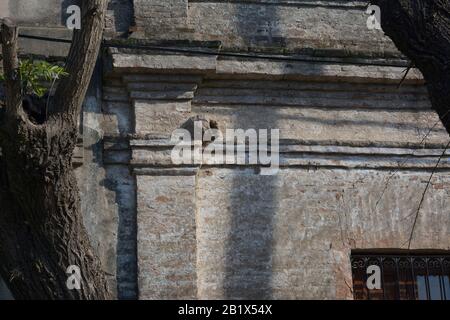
[189,0,368,9]
[102,52,448,173]
[103,137,450,171]
[109,51,422,84]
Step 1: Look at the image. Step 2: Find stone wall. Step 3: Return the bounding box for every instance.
[104,50,450,299]
[1,0,449,300]
[0,0,133,56]
[132,0,398,57]
[196,168,450,299]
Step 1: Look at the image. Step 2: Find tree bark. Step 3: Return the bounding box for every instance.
[0,0,112,300]
[371,0,450,135]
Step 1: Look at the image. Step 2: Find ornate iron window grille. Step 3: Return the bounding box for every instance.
[351,253,450,300]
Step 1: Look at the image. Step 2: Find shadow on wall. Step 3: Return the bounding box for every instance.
[222,2,334,299]
[0,277,13,300]
[234,2,287,50]
[225,168,279,299]
[79,60,137,299]
[223,4,280,299]
[107,0,135,36]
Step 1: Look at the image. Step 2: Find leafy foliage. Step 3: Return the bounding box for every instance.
[0,59,68,98]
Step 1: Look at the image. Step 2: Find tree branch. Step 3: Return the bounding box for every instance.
[50,0,108,127]
[0,2,112,300]
[1,18,22,117]
[371,0,450,135]
[405,140,450,249]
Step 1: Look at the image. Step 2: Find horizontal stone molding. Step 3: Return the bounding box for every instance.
[110,52,422,84]
[123,139,450,170]
[189,0,368,8]
[134,167,200,176]
[122,74,203,84]
[215,59,423,83]
[193,90,431,109]
[129,138,450,150]
[111,53,217,74]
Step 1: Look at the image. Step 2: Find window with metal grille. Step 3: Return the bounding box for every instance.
[351,252,450,300]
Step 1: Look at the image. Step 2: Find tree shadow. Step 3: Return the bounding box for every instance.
[0,276,13,300]
[223,3,282,300]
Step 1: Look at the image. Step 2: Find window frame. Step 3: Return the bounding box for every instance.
[350,251,450,300]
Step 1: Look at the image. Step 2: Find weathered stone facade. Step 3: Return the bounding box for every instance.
[1,0,450,300]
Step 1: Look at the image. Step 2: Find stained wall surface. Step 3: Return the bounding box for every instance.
[1,0,449,300]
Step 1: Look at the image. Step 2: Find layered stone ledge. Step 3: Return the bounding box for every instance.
[109,50,422,83]
[126,139,450,171]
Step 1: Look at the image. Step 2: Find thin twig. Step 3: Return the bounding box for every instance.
[46,77,57,121]
[397,63,414,89]
[374,110,450,211]
[406,140,450,249]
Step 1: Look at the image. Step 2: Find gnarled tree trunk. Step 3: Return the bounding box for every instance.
[372,0,450,135]
[0,0,112,299]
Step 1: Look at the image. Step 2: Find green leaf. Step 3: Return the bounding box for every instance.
[13,59,69,96]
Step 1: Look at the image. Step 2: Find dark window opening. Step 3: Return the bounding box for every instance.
[351,252,450,300]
